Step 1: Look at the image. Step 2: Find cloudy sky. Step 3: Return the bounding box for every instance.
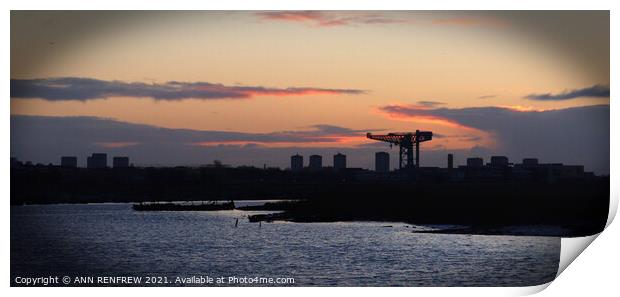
[10,11,610,173]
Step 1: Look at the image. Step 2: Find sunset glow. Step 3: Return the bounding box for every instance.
[10,11,610,172]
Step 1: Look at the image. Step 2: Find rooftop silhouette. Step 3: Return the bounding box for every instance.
[10,150,608,237]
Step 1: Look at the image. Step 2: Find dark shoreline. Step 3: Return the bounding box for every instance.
[245,211,600,237]
[10,200,601,237]
[11,165,609,238]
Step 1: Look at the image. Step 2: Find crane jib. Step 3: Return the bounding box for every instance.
[366,130,433,169]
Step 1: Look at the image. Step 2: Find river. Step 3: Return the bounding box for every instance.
[10,203,559,286]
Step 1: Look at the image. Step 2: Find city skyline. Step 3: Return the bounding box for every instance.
[10,11,610,173]
[11,149,595,176]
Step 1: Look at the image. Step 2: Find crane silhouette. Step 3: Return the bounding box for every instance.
[367,130,433,170]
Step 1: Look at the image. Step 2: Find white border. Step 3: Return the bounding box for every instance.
[3,1,617,296]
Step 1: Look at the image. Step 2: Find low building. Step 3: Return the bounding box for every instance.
[522,158,539,167]
[375,152,390,173]
[309,155,322,170]
[466,157,484,168]
[333,153,346,170]
[113,156,130,168]
[490,156,509,168]
[291,154,303,171]
[542,163,585,180]
[60,156,78,168]
[87,153,107,169]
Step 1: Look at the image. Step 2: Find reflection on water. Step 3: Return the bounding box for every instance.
[11,203,559,286]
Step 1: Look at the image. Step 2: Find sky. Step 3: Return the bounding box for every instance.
[10,11,610,173]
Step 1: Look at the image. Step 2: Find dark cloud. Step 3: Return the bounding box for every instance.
[10,110,609,174]
[477,95,497,99]
[10,115,379,146]
[524,84,610,101]
[10,77,365,101]
[9,115,390,169]
[378,104,609,174]
[9,114,490,170]
[460,135,483,142]
[417,101,445,107]
[434,133,482,142]
[255,11,409,27]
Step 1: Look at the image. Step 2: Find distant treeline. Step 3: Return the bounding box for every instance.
[11,165,609,236]
[11,165,362,204]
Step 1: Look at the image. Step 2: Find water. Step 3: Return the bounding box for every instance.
[11,203,560,286]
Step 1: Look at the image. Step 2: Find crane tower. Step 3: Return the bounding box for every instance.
[366,130,433,169]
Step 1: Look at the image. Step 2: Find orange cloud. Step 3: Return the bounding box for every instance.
[193,134,366,148]
[238,88,362,97]
[499,105,554,112]
[376,104,478,131]
[256,11,410,27]
[11,77,365,101]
